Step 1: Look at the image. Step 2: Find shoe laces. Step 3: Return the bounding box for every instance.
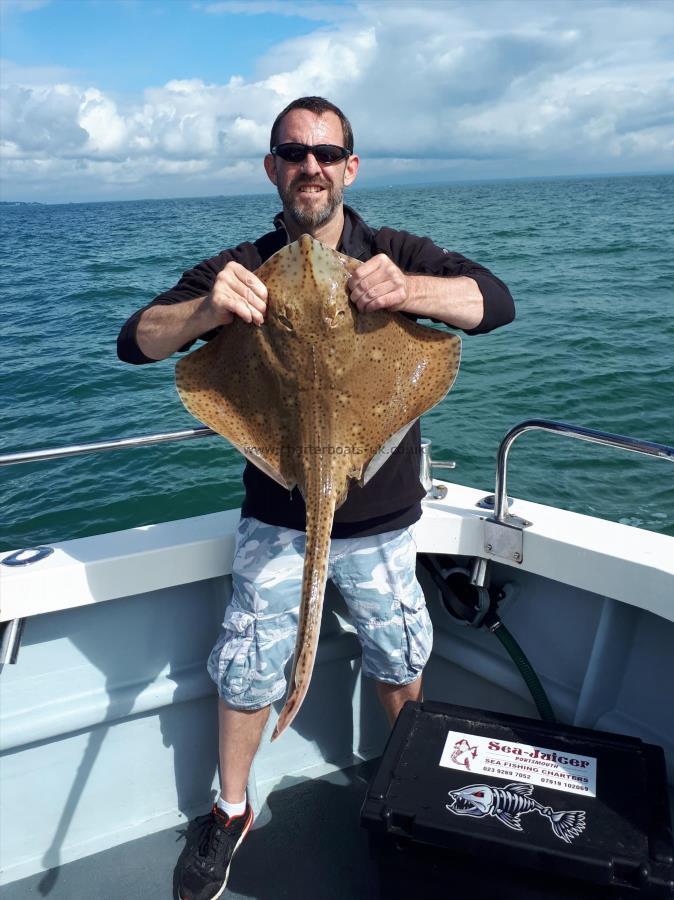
[194,807,227,860]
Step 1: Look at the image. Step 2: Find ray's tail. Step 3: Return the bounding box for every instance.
[271,456,337,741]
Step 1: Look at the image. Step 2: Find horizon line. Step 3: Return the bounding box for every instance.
[2,169,672,207]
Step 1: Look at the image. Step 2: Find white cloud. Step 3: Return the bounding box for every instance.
[79,89,128,156]
[1,83,88,154]
[1,0,673,201]
[258,26,377,98]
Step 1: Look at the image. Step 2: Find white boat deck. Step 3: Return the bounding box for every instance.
[1,481,673,891]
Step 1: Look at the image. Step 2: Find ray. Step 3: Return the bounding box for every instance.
[175,235,461,740]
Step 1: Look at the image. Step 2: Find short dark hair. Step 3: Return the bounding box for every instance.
[269,96,354,153]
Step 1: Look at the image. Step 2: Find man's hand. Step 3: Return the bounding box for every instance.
[204,261,268,326]
[348,254,409,313]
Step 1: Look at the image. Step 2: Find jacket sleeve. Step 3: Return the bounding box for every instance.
[373,227,515,334]
[116,242,258,365]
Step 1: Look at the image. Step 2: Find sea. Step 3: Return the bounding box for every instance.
[1,174,673,552]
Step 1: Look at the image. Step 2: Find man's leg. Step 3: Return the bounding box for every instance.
[330,526,432,729]
[177,702,259,900]
[177,517,305,900]
[375,674,423,727]
[218,699,270,802]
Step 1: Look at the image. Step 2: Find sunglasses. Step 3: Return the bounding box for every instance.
[271,143,351,165]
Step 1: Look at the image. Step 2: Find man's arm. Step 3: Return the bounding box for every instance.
[134,263,268,361]
[349,255,484,329]
[402,273,484,329]
[134,294,222,362]
[355,229,515,333]
[117,260,268,364]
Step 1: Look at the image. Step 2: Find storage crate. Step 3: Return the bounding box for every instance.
[361,701,674,898]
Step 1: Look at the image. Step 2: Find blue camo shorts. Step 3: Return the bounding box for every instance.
[207,516,433,710]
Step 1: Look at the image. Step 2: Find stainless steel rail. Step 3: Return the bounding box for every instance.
[0,426,216,467]
[494,419,674,524]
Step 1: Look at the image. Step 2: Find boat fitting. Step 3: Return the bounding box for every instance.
[419,554,556,722]
[420,438,455,501]
[492,418,674,526]
[1,546,54,566]
[0,618,25,670]
[0,548,54,672]
[419,555,490,628]
[470,556,490,589]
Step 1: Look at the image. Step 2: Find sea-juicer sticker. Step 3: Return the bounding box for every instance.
[439,731,597,797]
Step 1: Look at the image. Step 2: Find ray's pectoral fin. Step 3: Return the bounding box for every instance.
[350,318,462,486]
[175,325,295,490]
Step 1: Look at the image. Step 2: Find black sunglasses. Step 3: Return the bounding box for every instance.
[271,143,351,165]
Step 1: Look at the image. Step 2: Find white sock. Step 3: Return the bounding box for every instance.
[216,795,247,818]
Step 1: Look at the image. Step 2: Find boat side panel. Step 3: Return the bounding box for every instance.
[0,579,388,886]
[0,579,225,884]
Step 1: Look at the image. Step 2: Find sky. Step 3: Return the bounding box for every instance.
[1,0,673,203]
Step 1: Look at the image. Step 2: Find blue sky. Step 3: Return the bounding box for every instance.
[1,0,333,91]
[1,0,673,202]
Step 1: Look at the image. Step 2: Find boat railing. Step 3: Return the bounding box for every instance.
[1,417,672,535]
[0,425,216,467]
[490,419,674,526]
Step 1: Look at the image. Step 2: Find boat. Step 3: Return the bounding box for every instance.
[1,418,673,898]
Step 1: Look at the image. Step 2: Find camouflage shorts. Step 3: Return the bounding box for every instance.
[207,516,433,710]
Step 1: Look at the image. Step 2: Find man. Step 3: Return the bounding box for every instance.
[117,96,514,900]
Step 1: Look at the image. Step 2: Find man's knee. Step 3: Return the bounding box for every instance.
[374,674,423,725]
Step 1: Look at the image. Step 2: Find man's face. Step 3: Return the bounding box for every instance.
[264,109,359,230]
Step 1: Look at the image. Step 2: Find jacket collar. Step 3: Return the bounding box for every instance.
[272,204,374,261]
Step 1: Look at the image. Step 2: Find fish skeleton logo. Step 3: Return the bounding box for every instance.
[446,783,586,844]
[451,738,478,771]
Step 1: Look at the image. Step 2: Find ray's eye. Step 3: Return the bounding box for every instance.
[277,314,294,331]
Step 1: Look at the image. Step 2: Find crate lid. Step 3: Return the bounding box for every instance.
[362,701,674,895]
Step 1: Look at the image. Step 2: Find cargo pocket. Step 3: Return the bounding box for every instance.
[398,588,433,675]
[208,606,258,698]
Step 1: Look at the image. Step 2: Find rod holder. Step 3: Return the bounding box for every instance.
[420,438,456,500]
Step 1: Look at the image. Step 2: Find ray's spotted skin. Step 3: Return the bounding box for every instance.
[175,235,461,739]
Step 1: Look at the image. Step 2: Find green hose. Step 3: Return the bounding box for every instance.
[489,618,556,723]
[420,555,557,723]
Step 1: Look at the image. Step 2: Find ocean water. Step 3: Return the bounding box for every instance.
[1,174,673,551]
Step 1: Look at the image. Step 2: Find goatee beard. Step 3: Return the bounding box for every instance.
[280,183,344,230]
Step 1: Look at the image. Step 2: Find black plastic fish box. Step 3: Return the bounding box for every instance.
[361,701,674,899]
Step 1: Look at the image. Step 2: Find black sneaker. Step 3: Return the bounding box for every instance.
[177,803,254,900]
